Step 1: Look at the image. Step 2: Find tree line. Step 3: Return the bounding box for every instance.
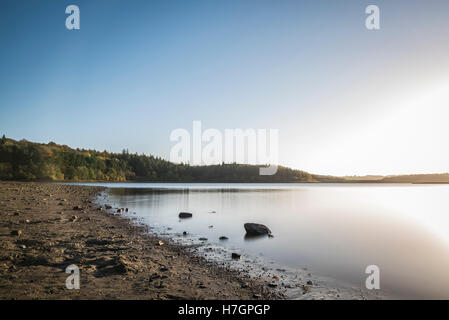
[0,136,318,182]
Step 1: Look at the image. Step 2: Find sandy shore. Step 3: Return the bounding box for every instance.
[0,182,280,300]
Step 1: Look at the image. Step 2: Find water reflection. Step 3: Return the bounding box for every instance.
[91,183,449,299]
[244,234,270,241]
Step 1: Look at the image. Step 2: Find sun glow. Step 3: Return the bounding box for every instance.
[287,80,449,176]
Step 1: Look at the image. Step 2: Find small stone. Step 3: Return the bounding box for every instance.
[11,230,22,236]
[231,253,241,260]
[302,285,311,293]
[199,237,208,241]
[219,236,229,241]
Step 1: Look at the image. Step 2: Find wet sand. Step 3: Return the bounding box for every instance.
[0,182,280,300]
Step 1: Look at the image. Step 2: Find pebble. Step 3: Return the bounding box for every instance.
[11,230,22,236]
[231,253,241,260]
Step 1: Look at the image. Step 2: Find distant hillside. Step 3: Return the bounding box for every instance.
[342,175,385,181]
[332,174,449,183]
[0,136,315,182]
[380,173,449,183]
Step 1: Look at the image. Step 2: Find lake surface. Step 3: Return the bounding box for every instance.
[72,183,449,299]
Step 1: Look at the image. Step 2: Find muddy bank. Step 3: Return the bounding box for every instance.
[0,182,280,300]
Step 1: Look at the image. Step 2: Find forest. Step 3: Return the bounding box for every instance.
[0,136,320,182]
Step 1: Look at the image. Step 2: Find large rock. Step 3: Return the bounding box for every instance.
[244,223,271,236]
[178,212,193,218]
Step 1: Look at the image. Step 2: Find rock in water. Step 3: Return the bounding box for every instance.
[178,212,193,218]
[231,253,241,260]
[244,223,271,236]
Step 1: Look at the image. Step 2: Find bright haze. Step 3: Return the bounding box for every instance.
[1,0,448,176]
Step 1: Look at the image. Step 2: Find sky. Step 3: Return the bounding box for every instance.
[1,0,449,176]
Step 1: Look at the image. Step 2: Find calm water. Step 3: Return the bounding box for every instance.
[74,183,449,299]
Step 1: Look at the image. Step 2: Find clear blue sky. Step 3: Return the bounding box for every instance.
[1,0,449,175]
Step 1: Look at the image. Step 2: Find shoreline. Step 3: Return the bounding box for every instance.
[0,182,280,300]
[99,183,383,300]
[49,180,449,184]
